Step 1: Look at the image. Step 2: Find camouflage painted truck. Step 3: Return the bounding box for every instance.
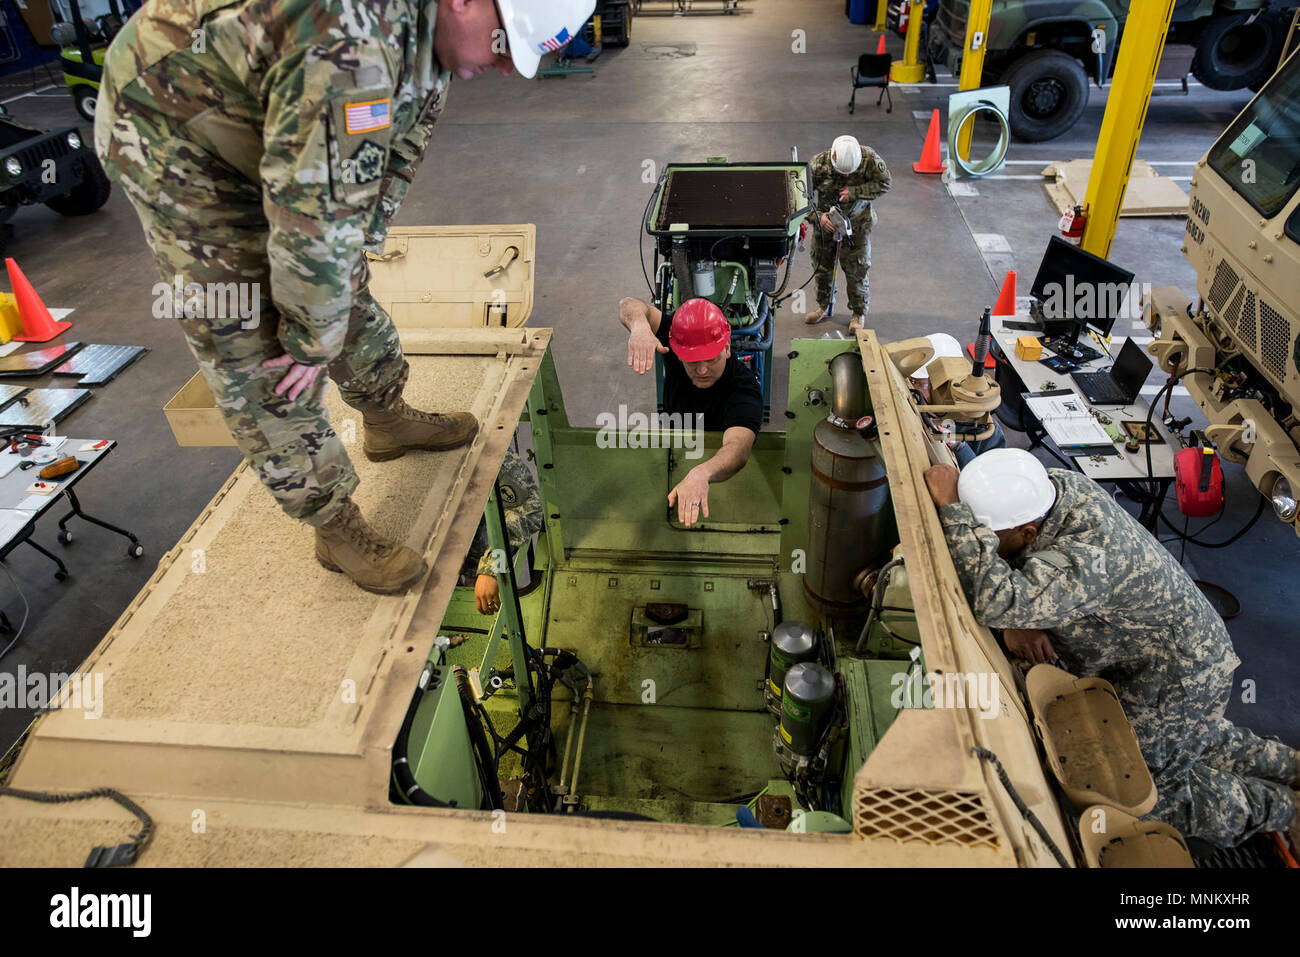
[930,0,1298,140]
[1147,47,1300,538]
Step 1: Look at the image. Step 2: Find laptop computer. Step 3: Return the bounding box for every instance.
[1070,337,1154,405]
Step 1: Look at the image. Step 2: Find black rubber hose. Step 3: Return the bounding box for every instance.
[1144,367,1270,548]
[454,666,504,810]
[972,746,1072,868]
[392,663,453,808]
[1158,490,1266,548]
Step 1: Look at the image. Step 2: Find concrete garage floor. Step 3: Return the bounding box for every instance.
[0,0,1295,753]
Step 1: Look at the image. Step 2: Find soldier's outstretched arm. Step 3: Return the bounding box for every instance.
[937,502,1112,631]
[259,34,401,365]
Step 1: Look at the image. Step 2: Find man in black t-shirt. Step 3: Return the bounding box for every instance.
[619,296,761,527]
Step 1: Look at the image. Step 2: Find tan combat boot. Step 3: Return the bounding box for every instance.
[804,305,828,324]
[361,396,478,462]
[315,499,427,595]
[849,315,865,333]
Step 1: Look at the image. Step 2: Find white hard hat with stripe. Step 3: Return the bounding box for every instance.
[497,0,598,79]
[831,134,863,174]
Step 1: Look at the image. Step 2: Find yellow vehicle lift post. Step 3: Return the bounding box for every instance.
[1079,0,1175,260]
[874,0,887,32]
[955,0,994,160]
[890,0,928,83]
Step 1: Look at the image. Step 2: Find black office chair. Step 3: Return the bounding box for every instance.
[849,53,892,114]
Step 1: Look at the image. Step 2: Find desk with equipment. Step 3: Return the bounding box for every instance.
[989,238,1178,529]
[0,436,142,580]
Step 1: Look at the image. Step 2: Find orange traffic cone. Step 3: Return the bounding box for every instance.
[992,269,1017,316]
[912,109,945,174]
[876,33,887,55]
[7,259,69,342]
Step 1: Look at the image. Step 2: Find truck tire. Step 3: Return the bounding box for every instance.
[44,152,112,216]
[73,86,97,123]
[610,1,632,46]
[1004,50,1090,143]
[1191,12,1275,91]
[1247,11,1289,92]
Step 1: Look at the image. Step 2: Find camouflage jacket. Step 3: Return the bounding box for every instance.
[809,147,892,231]
[464,446,544,579]
[95,0,449,366]
[939,468,1239,768]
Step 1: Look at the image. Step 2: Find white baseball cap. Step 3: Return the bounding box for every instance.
[958,448,1057,530]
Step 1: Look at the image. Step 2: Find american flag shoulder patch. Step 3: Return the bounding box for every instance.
[537,27,571,53]
[345,99,391,135]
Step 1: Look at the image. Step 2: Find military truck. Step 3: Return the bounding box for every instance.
[930,0,1298,141]
[0,220,1189,868]
[0,106,112,253]
[1148,46,1300,538]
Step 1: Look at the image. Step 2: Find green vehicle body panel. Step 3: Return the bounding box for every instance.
[934,0,1289,81]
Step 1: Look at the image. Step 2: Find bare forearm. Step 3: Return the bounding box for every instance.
[619,296,660,334]
[694,432,754,484]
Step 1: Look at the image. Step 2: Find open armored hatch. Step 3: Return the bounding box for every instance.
[0,225,1163,867]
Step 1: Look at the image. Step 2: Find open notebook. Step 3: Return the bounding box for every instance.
[1024,393,1113,447]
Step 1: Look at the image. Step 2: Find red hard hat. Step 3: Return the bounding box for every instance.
[669,298,730,362]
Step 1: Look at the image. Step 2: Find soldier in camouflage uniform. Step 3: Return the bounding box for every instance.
[925,455,1299,849]
[459,444,543,614]
[94,0,593,595]
[805,134,892,333]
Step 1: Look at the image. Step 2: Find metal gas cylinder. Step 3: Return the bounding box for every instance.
[804,353,891,611]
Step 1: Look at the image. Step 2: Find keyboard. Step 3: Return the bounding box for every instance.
[1071,371,1128,404]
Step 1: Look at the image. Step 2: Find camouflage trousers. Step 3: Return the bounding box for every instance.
[810,228,871,316]
[115,136,408,527]
[1135,664,1297,847]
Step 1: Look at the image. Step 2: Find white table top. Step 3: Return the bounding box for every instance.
[991,315,1178,482]
[0,437,115,551]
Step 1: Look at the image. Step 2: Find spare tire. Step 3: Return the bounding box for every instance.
[1004,50,1090,142]
[1192,12,1275,91]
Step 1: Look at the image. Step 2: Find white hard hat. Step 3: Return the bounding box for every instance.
[913,332,964,380]
[498,0,597,79]
[831,135,862,175]
[958,449,1057,531]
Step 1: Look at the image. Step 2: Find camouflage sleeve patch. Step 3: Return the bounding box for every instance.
[847,148,892,205]
[261,37,399,365]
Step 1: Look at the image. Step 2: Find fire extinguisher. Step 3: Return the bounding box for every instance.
[897,2,909,35]
[1060,204,1086,245]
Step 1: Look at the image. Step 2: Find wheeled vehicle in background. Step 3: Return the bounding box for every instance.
[930,0,1298,141]
[48,0,141,123]
[0,105,112,252]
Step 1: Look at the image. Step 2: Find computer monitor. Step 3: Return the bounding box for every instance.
[1030,236,1136,359]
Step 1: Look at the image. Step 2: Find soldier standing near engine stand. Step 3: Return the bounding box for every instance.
[804,134,892,333]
